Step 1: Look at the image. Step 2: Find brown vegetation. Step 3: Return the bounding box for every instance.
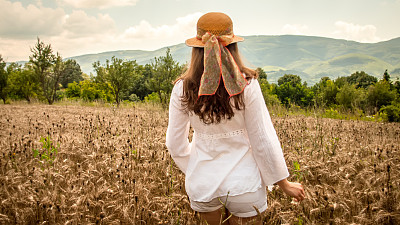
[0,104,399,224]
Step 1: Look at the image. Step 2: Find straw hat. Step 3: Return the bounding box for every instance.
[185,12,244,47]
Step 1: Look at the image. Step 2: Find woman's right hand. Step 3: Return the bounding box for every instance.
[276,179,305,202]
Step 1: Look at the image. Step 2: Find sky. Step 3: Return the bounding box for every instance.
[1,0,400,62]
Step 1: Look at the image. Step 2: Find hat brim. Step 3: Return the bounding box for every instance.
[185,35,244,47]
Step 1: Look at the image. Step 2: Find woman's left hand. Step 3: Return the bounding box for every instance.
[276,179,306,202]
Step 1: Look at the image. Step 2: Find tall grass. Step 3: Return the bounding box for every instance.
[0,104,399,224]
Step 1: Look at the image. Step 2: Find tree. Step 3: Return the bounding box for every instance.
[312,76,330,92]
[334,76,348,89]
[394,80,400,95]
[336,83,365,110]
[256,68,280,106]
[347,71,377,89]
[259,78,281,107]
[128,64,152,100]
[313,77,338,107]
[277,74,301,86]
[275,74,314,107]
[147,48,183,106]
[0,55,8,103]
[53,55,65,101]
[383,69,390,82]
[380,103,400,122]
[59,59,83,88]
[366,80,397,112]
[93,57,137,106]
[29,38,62,104]
[7,63,39,103]
[256,67,267,80]
[65,82,81,99]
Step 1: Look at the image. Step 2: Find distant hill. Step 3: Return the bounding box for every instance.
[69,44,192,76]
[33,35,400,85]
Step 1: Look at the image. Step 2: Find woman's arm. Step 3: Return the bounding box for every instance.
[244,80,305,201]
[244,79,290,186]
[166,81,191,174]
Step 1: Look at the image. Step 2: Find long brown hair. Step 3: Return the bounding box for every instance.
[177,43,256,124]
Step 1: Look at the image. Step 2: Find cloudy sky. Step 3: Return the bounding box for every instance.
[1,0,400,62]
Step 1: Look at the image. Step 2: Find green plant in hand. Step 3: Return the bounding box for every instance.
[32,136,59,168]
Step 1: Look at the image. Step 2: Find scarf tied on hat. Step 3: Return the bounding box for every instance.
[198,32,247,97]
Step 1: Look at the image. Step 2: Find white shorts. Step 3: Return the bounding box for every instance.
[189,187,268,217]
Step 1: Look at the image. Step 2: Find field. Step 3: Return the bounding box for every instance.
[0,104,399,224]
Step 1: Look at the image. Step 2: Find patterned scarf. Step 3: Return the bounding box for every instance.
[198,32,247,97]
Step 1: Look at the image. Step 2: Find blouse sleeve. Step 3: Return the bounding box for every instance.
[165,80,191,174]
[244,79,289,186]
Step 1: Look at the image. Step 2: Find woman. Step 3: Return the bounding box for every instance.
[166,12,305,224]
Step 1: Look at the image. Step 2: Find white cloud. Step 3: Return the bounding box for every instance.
[176,12,203,35]
[123,12,201,38]
[35,0,43,7]
[282,24,309,35]
[1,11,203,62]
[121,12,202,49]
[63,0,139,9]
[63,10,116,37]
[0,0,65,38]
[0,38,33,62]
[55,12,202,58]
[0,0,119,60]
[333,21,380,42]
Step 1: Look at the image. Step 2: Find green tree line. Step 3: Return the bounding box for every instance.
[0,38,183,107]
[1,39,400,121]
[258,69,400,122]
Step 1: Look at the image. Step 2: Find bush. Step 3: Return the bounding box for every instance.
[323,108,343,120]
[367,81,397,111]
[80,80,114,103]
[263,93,281,107]
[380,104,400,122]
[275,76,314,107]
[336,83,365,110]
[129,93,141,102]
[56,90,66,101]
[65,82,81,98]
[259,78,281,107]
[144,92,160,103]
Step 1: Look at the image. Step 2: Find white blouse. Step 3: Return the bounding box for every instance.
[166,79,289,202]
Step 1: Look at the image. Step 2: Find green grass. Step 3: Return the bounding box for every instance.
[266,103,386,122]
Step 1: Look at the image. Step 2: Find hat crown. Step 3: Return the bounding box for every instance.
[186,12,243,47]
[197,12,233,36]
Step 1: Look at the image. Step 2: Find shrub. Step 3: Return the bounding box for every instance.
[65,81,81,98]
[367,81,397,111]
[380,104,400,122]
[129,93,141,102]
[336,83,365,110]
[144,92,161,103]
[56,89,66,100]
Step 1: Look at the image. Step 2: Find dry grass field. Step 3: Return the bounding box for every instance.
[0,104,399,224]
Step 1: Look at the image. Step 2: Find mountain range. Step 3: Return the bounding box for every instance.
[50,35,400,85]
